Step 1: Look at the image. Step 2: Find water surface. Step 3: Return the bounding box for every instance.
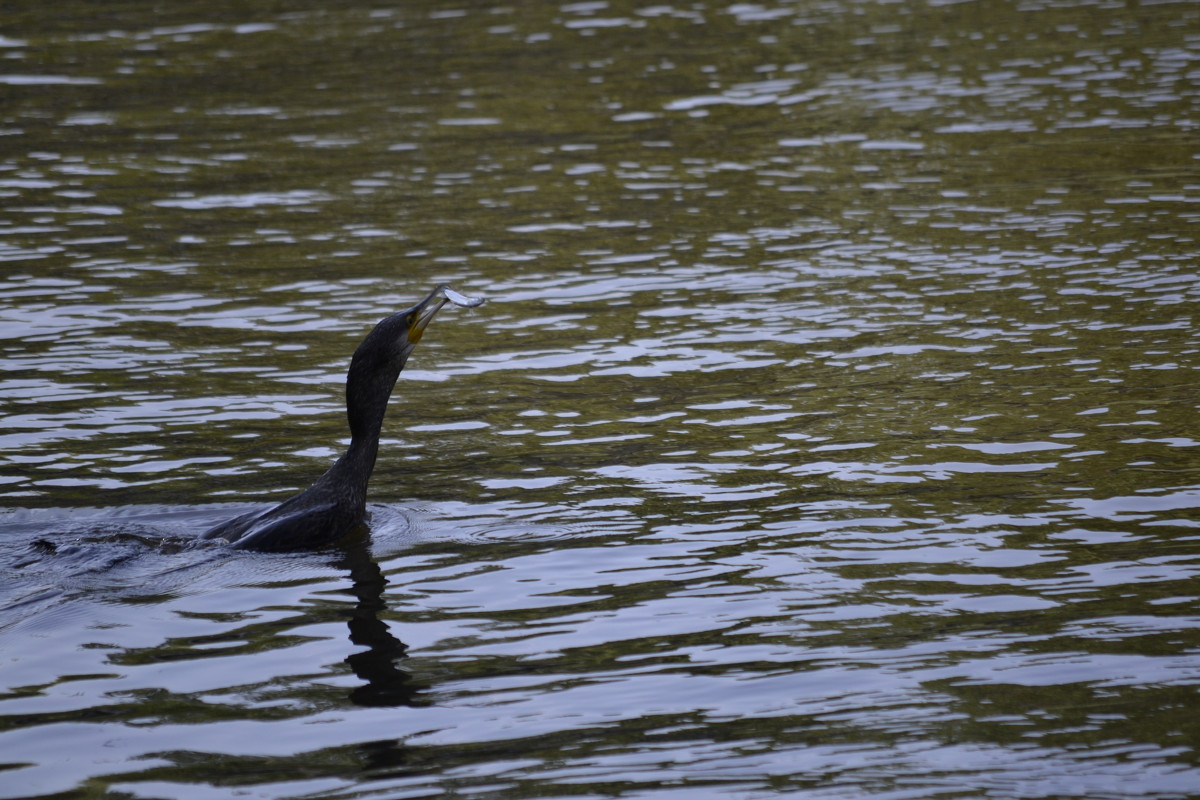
[2,1,1199,798]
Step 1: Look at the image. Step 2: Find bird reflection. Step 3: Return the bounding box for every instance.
[332,538,427,707]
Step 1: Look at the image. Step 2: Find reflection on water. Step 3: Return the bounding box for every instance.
[336,538,426,709]
[2,0,1199,798]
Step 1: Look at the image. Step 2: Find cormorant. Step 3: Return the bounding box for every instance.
[202,284,483,551]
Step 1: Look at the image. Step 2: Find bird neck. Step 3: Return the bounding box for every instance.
[331,349,407,501]
[321,435,380,508]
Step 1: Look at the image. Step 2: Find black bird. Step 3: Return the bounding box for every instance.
[202,285,482,551]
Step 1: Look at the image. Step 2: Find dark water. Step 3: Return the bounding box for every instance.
[2,0,1199,798]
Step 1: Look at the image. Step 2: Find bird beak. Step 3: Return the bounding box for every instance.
[406,287,450,345]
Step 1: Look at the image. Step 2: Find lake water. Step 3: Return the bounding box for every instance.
[2,0,1199,798]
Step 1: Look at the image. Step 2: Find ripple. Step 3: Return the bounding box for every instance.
[154,190,333,210]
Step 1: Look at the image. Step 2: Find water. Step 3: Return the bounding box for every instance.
[2,0,1199,797]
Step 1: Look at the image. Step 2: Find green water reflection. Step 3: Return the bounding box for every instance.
[1,0,1198,798]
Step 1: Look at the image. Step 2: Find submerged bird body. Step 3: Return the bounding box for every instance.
[202,285,479,551]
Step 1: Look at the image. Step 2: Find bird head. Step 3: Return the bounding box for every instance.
[344,285,484,437]
[350,286,451,380]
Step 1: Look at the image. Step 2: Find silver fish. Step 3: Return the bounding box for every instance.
[442,286,486,308]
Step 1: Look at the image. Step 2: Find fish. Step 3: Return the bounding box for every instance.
[442,286,486,308]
